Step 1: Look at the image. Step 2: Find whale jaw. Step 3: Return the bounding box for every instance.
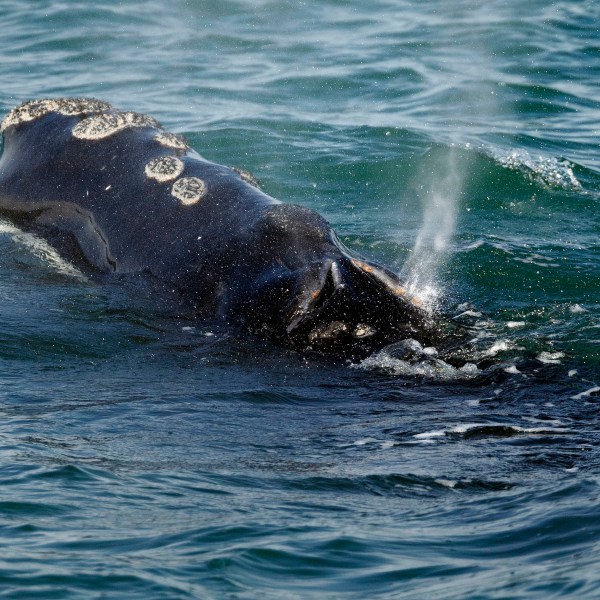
[187,202,435,357]
[239,254,432,357]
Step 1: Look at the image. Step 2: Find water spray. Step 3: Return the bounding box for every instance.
[400,146,463,309]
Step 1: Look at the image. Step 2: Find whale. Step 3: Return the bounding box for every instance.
[0,98,435,356]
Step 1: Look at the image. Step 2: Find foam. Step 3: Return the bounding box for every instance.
[489,340,512,354]
[571,386,600,400]
[414,422,569,442]
[354,340,480,381]
[0,219,86,280]
[353,438,378,446]
[434,479,458,489]
[536,351,564,364]
[569,304,587,314]
[495,149,582,191]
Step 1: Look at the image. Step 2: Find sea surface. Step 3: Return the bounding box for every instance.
[0,0,599,597]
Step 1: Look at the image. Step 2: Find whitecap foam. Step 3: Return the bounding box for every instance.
[536,351,564,364]
[454,310,483,319]
[514,254,560,268]
[484,340,512,356]
[414,422,569,442]
[569,304,587,314]
[494,149,582,191]
[571,386,600,400]
[354,351,480,381]
[414,430,446,440]
[434,478,458,489]
[353,438,378,446]
[462,239,485,251]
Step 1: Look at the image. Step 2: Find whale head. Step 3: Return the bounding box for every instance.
[223,204,434,357]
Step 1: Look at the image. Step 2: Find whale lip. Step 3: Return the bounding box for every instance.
[232,202,433,355]
[280,255,432,355]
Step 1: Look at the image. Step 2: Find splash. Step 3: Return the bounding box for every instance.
[494,149,582,191]
[401,146,464,308]
[353,338,479,381]
[0,219,86,280]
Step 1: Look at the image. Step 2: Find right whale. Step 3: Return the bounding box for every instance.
[0,98,439,357]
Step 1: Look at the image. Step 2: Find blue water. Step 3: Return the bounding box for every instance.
[1,0,600,597]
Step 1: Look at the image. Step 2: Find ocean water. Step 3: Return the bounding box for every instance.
[0,0,599,597]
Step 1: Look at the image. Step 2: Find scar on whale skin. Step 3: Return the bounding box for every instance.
[145,156,185,183]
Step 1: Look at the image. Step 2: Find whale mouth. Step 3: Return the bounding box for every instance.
[222,201,438,356]
[281,256,432,354]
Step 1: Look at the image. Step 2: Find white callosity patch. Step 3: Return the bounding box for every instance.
[1,97,112,132]
[171,177,207,205]
[72,111,160,140]
[56,98,112,116]
[144,156,184,183]
[3,97,208,207]
[1,99,59,131]
[154,131,188,151]
[231,167,260,188]
[353,323,376,338]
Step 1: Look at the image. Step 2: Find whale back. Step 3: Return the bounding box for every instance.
[0,99,278,284]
